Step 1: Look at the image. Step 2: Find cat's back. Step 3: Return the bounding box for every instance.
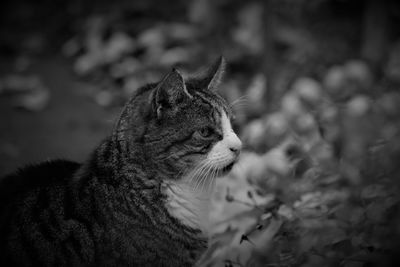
[0,159,80,209]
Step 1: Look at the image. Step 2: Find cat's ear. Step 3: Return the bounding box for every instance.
[154,69,191,118]
[200,56,226,91]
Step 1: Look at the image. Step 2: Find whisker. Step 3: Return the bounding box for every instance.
[229,94,249,108]
[187,162,203,185]
[191,165,205,190]
[207,167,217,192]
[209,164,220,191]
[189,160,209,188]
[195,163,209,191]
[201,164,213,192]
[197,162,213,192]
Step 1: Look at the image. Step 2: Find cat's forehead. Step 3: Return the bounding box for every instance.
[189,87,232,118]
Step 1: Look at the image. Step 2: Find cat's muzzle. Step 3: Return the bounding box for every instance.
[217,161,236,176]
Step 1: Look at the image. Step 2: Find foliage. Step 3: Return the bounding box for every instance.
[0,74,49,111]
[205,71,400,266]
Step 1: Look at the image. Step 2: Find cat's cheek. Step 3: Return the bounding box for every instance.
[182,153,207,169]
[206,135,241,166]
[206,142,236,168]
[205,115,242,170]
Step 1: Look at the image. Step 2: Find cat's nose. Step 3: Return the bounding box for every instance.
[230,147,241,156]
[228,135,242,156]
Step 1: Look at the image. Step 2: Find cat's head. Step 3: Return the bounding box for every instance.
[115,57,242,185]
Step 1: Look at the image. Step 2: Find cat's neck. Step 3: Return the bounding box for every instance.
[80,139,214,236]
[162,177,215,236]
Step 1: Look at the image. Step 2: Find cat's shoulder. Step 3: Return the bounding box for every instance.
[0,160,80,203]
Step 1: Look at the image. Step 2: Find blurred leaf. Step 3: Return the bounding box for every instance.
[0,74,50,111]
[292,77,323,107]
[365,202,387,223]
[361,184,388,200]
[232,3,264,54]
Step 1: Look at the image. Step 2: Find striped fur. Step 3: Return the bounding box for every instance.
[0,58,239,266]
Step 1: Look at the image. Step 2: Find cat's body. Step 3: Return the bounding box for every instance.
[0,57,242,267]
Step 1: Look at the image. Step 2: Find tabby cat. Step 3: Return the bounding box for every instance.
[0,57,242,266]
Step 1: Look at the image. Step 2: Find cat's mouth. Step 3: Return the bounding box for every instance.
[217,161,235,176]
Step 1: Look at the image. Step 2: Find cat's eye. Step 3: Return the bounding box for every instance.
[196,127,214,138]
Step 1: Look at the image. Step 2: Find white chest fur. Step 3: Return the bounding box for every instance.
[162,179,215,235]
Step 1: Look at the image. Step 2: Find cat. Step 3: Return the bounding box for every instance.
[0,57,242,267]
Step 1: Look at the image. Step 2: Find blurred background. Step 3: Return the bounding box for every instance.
[1,0,400,266]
